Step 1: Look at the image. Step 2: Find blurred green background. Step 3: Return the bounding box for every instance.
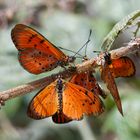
[0,0,140,140]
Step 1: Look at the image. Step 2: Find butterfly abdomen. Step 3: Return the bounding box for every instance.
[52,112,72,124]
[56,78,63,113]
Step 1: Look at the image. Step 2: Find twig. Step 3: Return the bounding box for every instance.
[0,67,76,103]
[0,38,140,106]
[110,38,140,59]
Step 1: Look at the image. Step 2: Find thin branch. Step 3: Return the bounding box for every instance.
[110,38,140,59]
[0,38,140,106]
[0,67,76,102]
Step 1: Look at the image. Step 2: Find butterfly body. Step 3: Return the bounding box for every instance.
[53,78,72,123]
[11,24,75,74]
[27,78,104,123]
[52,112,72,124]
[56,78,63,113]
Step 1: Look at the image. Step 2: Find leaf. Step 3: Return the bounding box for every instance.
[101,10,140,51]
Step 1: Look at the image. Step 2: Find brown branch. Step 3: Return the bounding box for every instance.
[0,38,140,106]
[0,67,76,102]
[110,38,140,59]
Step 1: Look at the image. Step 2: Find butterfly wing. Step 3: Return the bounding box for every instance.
[27,81,58,119]
[70,72,106,99]
[62,81,104,120]
[110,56,135,78]
[11,24,67,74]
[52,112,72,124]
[101,62,123,115]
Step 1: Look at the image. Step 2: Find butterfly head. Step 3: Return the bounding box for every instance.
[82,55,89,62]
[67,56,76,63]
[104,52,112,65]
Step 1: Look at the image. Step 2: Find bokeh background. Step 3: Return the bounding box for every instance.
[0,0,140,140]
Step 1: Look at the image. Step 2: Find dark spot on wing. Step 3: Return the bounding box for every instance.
[94,86,97,89]
[28,34,37,43]
[89,102,93,105]
[85,91,88,95]
[34,44,37,47]
[89,101,95,105]
[85,99,88,103]
[91,89,94,92]
[40,40,45,44]
[81,78,84,81]
[82,103,85,106]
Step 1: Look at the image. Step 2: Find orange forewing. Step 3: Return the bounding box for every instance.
[63,81,104,120]
[109,56,135,78]
[101,61,123,115]
[27,82,58,119]
[70,72,106,99]
[11,24,72,74]
[27,78,104,123]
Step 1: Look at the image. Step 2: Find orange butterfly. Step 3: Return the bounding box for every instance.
[101,52,135,115]
[69,56,106,99]
[70,71,106,99]
[27,77,104,123]
[107,54,135,78]
[11,24,75,74]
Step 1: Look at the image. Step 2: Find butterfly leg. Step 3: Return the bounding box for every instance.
[0,98,5,108]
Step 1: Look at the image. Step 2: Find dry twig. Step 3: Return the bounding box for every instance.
[0,38,140,107]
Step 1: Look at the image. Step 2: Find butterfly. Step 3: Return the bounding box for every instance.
[70,71,106,99]
[11,24,75,74]
[107,54,135,78]
[27,77,104,123]
[101,52,135,115]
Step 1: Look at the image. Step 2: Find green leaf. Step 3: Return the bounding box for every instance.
[101,10,140,51]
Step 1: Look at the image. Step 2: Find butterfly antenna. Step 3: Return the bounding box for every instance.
[84,29,92,57]
[73,30,92,57]
[58,46,83,57]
